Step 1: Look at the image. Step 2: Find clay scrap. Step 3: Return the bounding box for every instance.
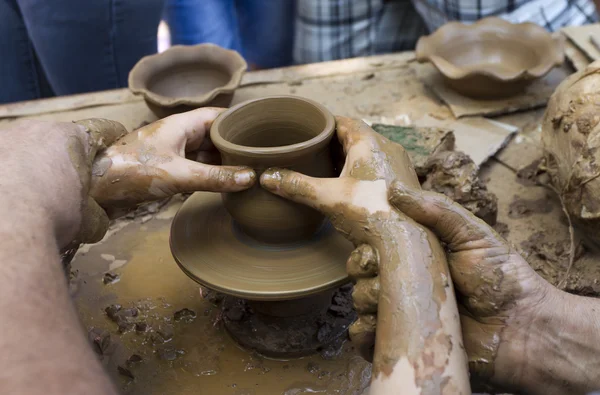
[422,150,498,225]
[371,123,498,224]
[416,114,517,166]
[369,123,454,175]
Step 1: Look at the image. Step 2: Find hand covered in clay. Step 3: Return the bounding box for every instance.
[261,117,469,393]
[90,108,256,212]
[259,117,427,351]
[389,185,553,391]
[0,119,126,248]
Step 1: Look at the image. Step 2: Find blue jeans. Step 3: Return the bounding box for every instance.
[163,0,295,69]
[0,0,165,104]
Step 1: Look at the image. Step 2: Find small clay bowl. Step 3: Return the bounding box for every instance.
[416,17,564,99]
[210,96,336,244]
[128,44,247,118]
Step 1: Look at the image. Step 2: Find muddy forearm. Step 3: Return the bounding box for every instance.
[0,210,117,395]
[504,290,600,395]
[369,215,471,394]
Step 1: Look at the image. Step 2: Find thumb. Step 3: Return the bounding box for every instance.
[79,196,110,244]
[389,180,504,250]
[74,119,128,159]
[168,158,257,193]
[260,168,345,212]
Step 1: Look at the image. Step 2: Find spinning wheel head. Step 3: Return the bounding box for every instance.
[170,192,353,301]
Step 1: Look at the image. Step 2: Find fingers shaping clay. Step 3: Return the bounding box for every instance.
[210,96,336,244]
[338,121,471,394]
[171,96,354,300]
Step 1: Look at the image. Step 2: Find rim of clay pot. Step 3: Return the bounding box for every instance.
[416,17,564,82]
[128,43,247,108]
[210,96,336,158]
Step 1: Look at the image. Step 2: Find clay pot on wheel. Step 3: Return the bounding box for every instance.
[128,44,247,118]
[210,96,336,244]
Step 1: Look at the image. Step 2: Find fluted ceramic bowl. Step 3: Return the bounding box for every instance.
[129,44,247,118]
[416,17,564,99]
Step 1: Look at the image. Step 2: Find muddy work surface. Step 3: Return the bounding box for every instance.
[482,156,600,297]
[69,150,600,395]
[71,198,370,395]
[70,127,498,394]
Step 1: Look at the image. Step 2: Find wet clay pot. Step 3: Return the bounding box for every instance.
[416,17,564,99]
[128,44,247,118]
[210,96,336,244]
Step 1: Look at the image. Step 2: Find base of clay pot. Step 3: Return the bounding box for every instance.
[144,93,234,118]
[444,75,533,100]
[170,191,353,300]
[222,285,356,358]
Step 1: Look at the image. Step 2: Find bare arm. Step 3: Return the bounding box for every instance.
[261,117,470,394]
[0,120,119,395]
[0,204,117,394]
[0,109,256,395]
[390,183,600,394]
[503,291,600,395]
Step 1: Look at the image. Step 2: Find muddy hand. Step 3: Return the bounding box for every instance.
[261,117,416,360]
[390,184,552,391]
[90,108,256,211]
[346,244,379,361]
[70,119,129,245]
[261,117,470,394]
[0,119,126,249]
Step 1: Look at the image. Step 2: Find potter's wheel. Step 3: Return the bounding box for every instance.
[170,192,353,301]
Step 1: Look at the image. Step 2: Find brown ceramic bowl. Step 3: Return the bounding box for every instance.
[416,17,564,99]
[128,44,247,118]
[210,96,336,244]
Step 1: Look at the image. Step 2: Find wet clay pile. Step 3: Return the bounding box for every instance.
[508,194,554,218]
[102,301,196,363]
[86,296,204,386]
[508,157,600,296]
[371,123,498,225]
[421,150,498,225]
[222,285,356,359]
[519,231,592,294]
[542,61,600,249]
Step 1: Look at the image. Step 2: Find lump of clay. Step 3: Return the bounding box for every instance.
[542,61,600,247]
[421,150,498,225]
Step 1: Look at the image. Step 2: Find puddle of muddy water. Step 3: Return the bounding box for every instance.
[72,199,370,395]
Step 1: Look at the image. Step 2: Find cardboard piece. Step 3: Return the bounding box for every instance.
[369,123,455,174]
[412,62,568,118]
[564,36,591,71]
[563,24,600,61]
[416,115,518,166]
[366,115,517,166]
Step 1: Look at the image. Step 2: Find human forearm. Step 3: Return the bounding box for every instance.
[367,215,470,394]
[0,209,117,395]
[498,287,600,395]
